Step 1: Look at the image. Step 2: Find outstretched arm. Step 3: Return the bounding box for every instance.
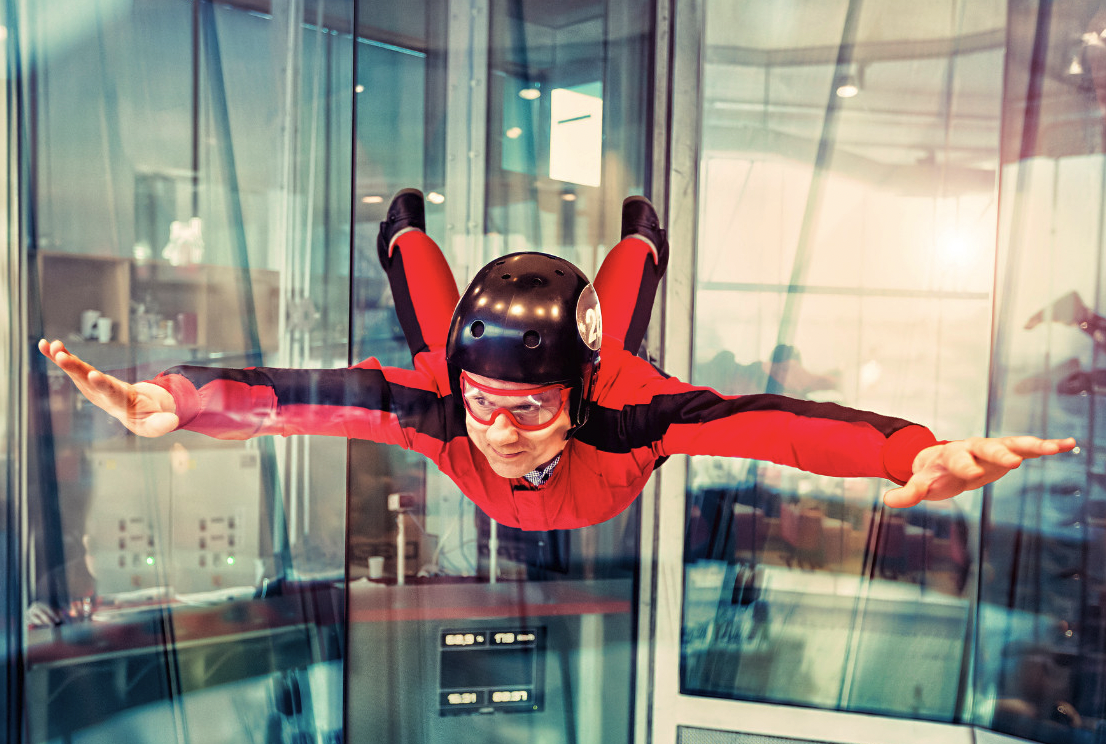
[883,435,1077,507]
[38,339,179,437]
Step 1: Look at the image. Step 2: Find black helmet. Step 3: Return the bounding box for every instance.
[446,252,602,432]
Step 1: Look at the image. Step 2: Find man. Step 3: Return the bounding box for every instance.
[39,191,1075,530]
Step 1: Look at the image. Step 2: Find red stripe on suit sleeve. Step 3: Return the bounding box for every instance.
[659,411,934,482]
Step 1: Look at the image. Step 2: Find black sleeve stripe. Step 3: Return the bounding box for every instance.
[383,250,429,357]
[576,389,917,454]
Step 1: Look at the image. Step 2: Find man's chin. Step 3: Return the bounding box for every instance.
[487,460,531,479]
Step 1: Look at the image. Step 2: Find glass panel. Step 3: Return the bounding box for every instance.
[22,2,351,742]
[344,1,653,742]
[974,2,1106,742]
[681,0,1004,721]
[3,0,20,738]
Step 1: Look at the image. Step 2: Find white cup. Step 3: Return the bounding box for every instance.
[80,310,101,339]
[368,556,385,579]
[95,316,112,343]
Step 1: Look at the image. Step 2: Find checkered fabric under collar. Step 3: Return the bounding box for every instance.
[522,454,561,487]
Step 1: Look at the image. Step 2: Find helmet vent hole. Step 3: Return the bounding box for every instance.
[530,276,545,287]
[470,321,485,338]
[501,273,511,280]
[523,330,541,349]
[555,269,564,276]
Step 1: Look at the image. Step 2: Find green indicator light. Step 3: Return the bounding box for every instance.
[146,556,155,566]
[226,556,235,565]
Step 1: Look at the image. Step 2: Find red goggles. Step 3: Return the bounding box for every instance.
[459,371,570,431]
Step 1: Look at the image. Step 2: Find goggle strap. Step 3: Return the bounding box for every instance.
[460,371,564,397]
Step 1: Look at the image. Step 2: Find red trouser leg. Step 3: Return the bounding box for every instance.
[379,230,460,357]
[593,236,666,354]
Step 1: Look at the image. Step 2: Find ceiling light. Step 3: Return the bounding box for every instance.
[505,126,522,139]
[835,74,859,98]
[518,88,541,101]
[561,193,577,202]
[834,64,864,99]
[427,191,445,204]
[361,195,383,204]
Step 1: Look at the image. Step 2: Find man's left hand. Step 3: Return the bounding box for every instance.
[883,436,1077,508]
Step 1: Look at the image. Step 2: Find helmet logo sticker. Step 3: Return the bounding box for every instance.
[576,284,602,351]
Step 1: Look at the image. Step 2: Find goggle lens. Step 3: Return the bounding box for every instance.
[460,372,569,431]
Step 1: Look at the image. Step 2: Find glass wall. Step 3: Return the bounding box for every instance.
[343,2,655,743]
[678,1,1106,743]
[11,1,1106,743]
[3,0,22,739]
[10,0,656,742]
[681,0,1002,718]
[976,2,1106,742]
[18,2,352,742]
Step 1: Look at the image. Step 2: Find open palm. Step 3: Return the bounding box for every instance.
[38,339,179,437]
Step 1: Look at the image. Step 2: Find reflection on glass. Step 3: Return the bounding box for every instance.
[682,2,1106,742]
[975,3,1106,742]
[344,1,652,743]
[682,0,999,723]
[549,84,604,188]
[22,2,351,742]
[1,0,16,733]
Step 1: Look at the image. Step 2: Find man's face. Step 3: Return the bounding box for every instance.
[462,371,572,479]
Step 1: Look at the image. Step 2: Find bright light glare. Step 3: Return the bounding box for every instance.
[518,88,541,100]
[427,191,445,204]
[361,195,383,204]
[936,228,974,268]
[505,126,522,139]
[549,87,603,188]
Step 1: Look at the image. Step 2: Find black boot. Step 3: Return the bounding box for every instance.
[620,195,669,271]
[377,188,426,268]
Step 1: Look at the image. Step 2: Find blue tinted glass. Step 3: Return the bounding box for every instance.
[20,2,352,741]
[681,2,1106,742]
[684,0,996,723]
[343,1,653,743]
[973,2,1106,741]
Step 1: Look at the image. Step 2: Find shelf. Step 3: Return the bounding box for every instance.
[38,252,280,354]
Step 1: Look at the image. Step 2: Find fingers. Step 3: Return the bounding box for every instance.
[968,435,1077,467]
[1007,435,1077,457]
[947,440,990,478]
[960,437,1033,472]
[39,337,130,413]
[885,435,1078,509]
[40,338,95,380]
[883,484,925,509]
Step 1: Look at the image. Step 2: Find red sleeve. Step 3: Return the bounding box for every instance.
[146,358,448,449]
[595,349,938,484]
[881,425,940,484]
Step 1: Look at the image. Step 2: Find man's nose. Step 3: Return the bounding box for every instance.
[485,413,520,444]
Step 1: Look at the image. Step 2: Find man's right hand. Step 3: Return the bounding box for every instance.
[38,339,179,437]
